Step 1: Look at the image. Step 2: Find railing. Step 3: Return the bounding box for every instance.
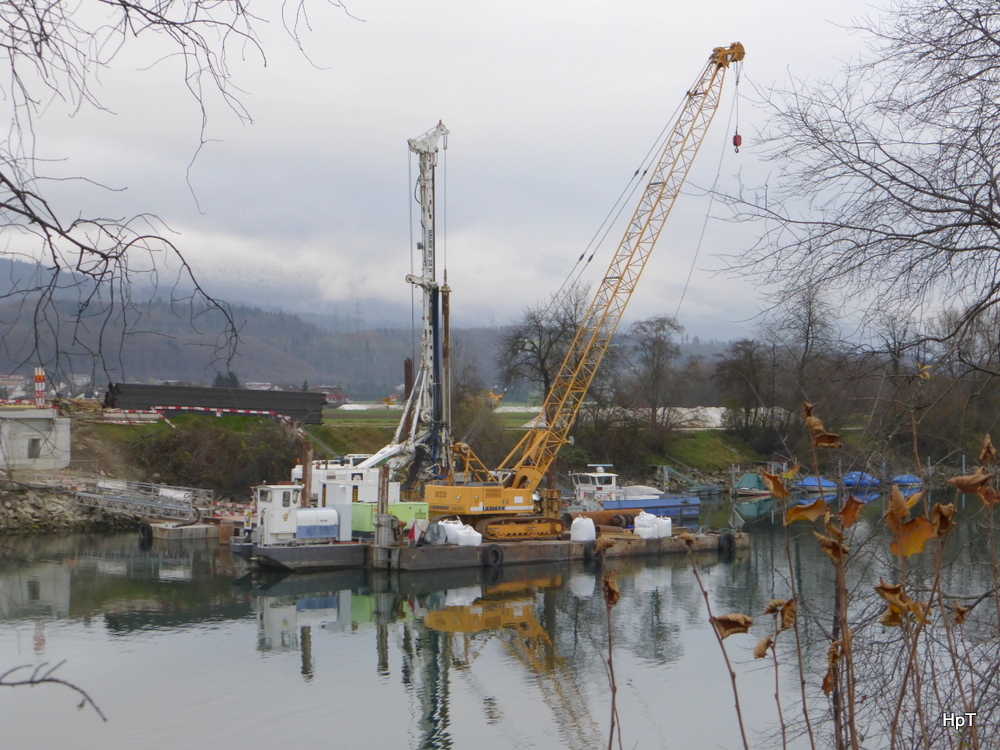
[72,479,213,520]
[74,491,197,521]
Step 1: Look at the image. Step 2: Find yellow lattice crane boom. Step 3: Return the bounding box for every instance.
[425,42,745,537]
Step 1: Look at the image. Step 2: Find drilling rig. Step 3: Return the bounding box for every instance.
[356,121,454,489]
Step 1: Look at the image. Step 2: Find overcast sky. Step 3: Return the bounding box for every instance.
[34,0,879,340]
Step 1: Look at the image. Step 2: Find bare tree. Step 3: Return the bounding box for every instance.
[496,282,591,403]
[621,314,683,433]
[0,1,349,379]
[727,0,1000,354]
[713,338,775,435]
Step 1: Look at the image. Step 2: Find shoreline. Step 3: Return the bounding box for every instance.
[0,485,137,534]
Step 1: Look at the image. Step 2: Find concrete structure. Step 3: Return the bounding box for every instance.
[0,408,70,471]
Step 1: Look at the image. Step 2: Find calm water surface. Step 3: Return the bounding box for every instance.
[0,496,993,749]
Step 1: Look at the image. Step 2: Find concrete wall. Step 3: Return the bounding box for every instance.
[0,409,71,470]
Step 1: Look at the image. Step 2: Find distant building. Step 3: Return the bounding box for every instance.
[0,375,26,390]
[244,382,277,391]
[0,409,71,471]
[317,386,350,406]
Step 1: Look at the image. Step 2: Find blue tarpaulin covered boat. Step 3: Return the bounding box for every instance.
[796,476,837,493]
[843,471,880,489]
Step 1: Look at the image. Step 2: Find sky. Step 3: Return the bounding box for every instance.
[30,0,880,341]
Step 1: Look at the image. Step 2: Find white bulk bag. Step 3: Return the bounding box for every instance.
[439,518,465,545]
[455,524,483,547]
[570,516,597,542]
[656,517,673,538]
[634,511,658,530]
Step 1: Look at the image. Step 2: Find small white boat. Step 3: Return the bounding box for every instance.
[568,465,700,519]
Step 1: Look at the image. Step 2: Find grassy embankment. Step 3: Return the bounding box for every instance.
[319,406,761,474]
[661,430,764,473]
[73,408,759,485]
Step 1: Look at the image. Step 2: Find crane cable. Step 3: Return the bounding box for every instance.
[673,64,742,320]
[408,148,417,366]
[442,136,448,281]
[540,94,689,323]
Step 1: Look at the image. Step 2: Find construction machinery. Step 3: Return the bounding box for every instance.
[356,121,453,488]
[423,42,746,539]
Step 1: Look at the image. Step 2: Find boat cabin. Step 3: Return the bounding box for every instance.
[249,482,352,546]
[569,465,626,505]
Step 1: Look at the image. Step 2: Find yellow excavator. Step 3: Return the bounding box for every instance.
[425,42,746,539]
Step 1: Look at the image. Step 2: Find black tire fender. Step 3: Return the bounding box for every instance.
[138,520,153,542]
[718,531,736,553]
[583,539,602,562]
[481,544,504,568]
[482,564,504,587]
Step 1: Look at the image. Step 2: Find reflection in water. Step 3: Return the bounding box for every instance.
[421,570,601,750]
[1,504,999,749]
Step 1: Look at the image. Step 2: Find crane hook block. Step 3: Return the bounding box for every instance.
[733,132,742,153]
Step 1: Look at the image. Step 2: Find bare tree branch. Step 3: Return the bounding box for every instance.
[0,661,106,721]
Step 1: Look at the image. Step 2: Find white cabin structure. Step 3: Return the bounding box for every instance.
[0,409,71,471]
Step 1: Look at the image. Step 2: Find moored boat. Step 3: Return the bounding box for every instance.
[230,482,367,572]
[843,471,880,489]
[568,466,701,520]
[795,476,837,493]
[734,471,771,498]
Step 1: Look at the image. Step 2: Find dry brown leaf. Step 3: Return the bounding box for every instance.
[595,536,616,553]
[822,666,836,695]
[813,432,843,448]
[763,598,787,615]
[827,639,842,667]
[814,532,849,562]
[890,516,935,558]
[753,634,775,659]
[825,515,844,541]
[780,598,798,632]
[931,503,956,537]
[711,613,753,639]
[761,470,789,500]
[905,490,924,510]
[954,605,970,625]
[874,579,910,611]
[839,495,864,529]
[907,600,930,624]
[785,496,830,525]
[948,467,994,494]
[886,485,910,533]
[781,464,802,481]
[977,486,1000,508]
[822,641,842,694]
[805,414,826,436]
[982,434,998,465]
[602,570,620,607]
[880,606,903,628]
[803,402,814,419]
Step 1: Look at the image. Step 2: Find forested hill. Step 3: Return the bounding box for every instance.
[0,296,506,400]
[0,264,730,399]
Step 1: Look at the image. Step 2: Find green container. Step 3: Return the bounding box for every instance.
[352,502,429,534]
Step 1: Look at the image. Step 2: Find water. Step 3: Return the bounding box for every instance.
[0,497,994,749]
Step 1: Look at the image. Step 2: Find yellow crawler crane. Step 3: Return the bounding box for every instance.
[425,42,746,540]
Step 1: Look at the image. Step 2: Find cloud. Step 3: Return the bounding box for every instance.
[20,0,874,342]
